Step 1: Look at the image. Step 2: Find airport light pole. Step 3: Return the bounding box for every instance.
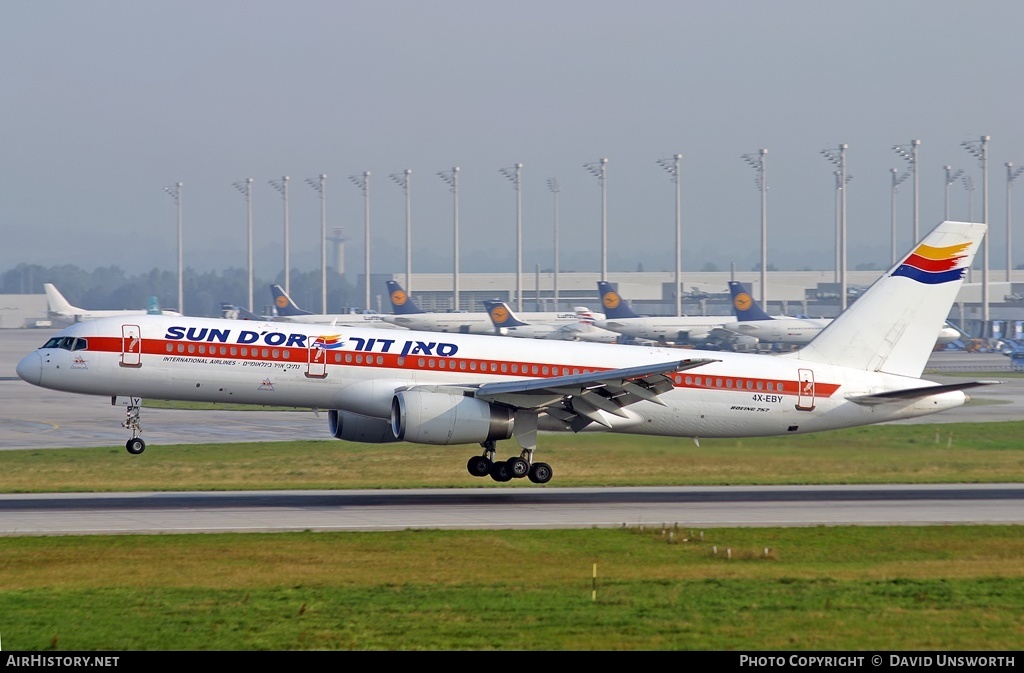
[584,158,608,280]
[892,139,920,242]
[890,168,910,265]
[944,166,964,220]
[742,149,768,311]
[1005,163,1024,283]
[306,174,328,313]
[390,169,413,293]
[350,171,371,311]
[547,178,560,311]
[658,154,683,316]
[269,176,290,293]
[962,135,990,334]
[163,182,183,315]
[500,163,524,311]
[233,178,254,312]
[437,167,460,310]
[821,144,849,311]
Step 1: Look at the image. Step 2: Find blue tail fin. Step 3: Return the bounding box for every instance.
[147,297,162,315]
[597,281,641,319]
[386,280,425,314]
[728,281,773,321]
[270,284,313,317]
[483,300,529,328]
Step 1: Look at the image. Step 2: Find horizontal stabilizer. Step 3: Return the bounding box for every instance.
[847,380,1002,406]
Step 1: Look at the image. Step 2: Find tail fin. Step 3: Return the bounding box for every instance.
[574,307,597,325]
[270,284,312,316]
[728,281,773,321]
[483,300,529,328]
[597,281,641,319]
[147,297,162,315]
[789,221,986,378]
[43,283,76,314]
[386,280,425,314]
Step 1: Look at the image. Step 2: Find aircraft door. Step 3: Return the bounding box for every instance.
[306,342,328,378]
[796,368,815,411]
[121,324,142,367]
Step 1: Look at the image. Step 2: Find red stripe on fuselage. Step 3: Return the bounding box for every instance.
[79,336,841,400]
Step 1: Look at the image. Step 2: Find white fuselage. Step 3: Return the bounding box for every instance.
[16,315,966,442]
[594,316,731,343]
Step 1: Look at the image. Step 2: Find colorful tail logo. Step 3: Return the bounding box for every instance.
[312,334,344,350]
[891,242,971,285]
[489,305,510,325]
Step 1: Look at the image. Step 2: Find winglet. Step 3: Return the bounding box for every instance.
[386,280,425,315]
[727,281,773,321]
[597,281,641,319]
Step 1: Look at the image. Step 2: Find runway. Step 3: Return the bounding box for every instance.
[1,328,1022,451]
[1,484,1021,536]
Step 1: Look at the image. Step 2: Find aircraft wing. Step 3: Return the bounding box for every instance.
[450,358,718,430]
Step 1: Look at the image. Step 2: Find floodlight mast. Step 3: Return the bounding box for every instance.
[890,168,909,265]
[547,178,561,310]
[821,144,849,310]
[305,174,328,313]
[944,166,964,221]
[742,149,768,310]
[437,167,460,310]
[233,178,254,311]
[500,163,524,311]
[1005,163,1024,283]
[962,135,990,334]
[390,169,413,293]
[269,176,290,294]
[163,182,183,315]
[584,158,608,280]
[658,153,683,316]
[349,171,371,311]
[892,139,920,241]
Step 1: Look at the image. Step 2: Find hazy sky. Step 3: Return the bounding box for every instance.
[4,1,1024,281]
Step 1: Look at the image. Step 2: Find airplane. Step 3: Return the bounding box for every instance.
[379,280,604,334]
[220,303,265,321]
[16,221,998,486]
[590,281,732,344]
[43,283,181,324]
[721,281,961,347]
[269,284,406,330]
[483,300,621,343]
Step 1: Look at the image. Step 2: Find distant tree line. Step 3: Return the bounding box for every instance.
[1,264,357,318]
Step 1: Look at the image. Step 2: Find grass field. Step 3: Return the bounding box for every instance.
[0,421,1020,651]
[1,526,1022,650]
[1,420,1022,492]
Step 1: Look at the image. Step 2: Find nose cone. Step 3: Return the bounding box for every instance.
[16,352,42,386]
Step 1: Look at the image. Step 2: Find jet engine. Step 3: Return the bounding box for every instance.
[328,409,401,443]
[391,390,514,445]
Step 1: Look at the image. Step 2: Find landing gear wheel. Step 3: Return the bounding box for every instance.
[528,462,552,484]
[489,460,512,482]
[467,455,492,477]
[506,456,530,479]
[125,438,146,455]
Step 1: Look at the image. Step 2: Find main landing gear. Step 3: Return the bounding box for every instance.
[466,438,553,485]
[122,402,146,455]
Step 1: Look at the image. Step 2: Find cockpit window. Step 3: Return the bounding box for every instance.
[41,337,88,351]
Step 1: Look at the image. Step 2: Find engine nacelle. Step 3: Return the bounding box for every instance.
[328,409,401,443]
[391,391,514,445]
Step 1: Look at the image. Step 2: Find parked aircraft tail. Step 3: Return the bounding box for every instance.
[727,281,773,321]
[596,281,641,319]
[788,221,986,378]
[483,300,529,329]
[43,283,76,314]
[386,280,425,315]
[270,284,313,317]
